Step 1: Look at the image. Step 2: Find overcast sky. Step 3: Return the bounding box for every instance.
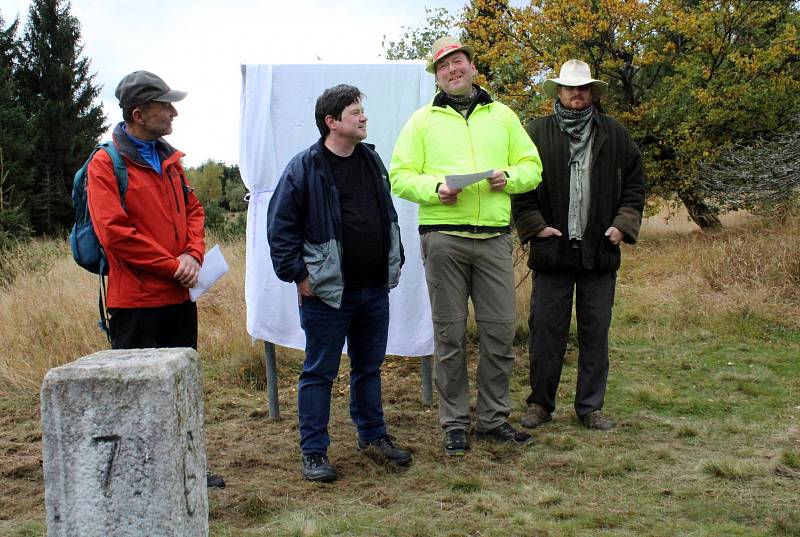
[1,0,473,166]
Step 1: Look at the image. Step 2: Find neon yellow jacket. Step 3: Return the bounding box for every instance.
[390,89,542,230]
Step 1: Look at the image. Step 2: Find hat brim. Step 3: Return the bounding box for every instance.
[542,78,607,99]
[153,89,188,103]
[426,45,475,73]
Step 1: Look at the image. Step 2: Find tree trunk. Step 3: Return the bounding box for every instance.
[679,189,723,231]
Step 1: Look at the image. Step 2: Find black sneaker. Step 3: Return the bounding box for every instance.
[205,469,225,489]
[443,428,470,457]
[476,422,534,445]
[357,434,412,467]
[301,452,337,482]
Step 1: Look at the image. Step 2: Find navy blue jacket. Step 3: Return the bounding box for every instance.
[267,139,404,308]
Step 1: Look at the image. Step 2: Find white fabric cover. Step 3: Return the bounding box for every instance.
[239,62,435,356]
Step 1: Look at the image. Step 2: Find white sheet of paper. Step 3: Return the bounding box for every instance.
[445,169,494,189]
[189,244,229,302]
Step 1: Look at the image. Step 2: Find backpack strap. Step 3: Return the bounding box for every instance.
[92,142,128,344]
[97,142,129,211]
[98,258,111,343]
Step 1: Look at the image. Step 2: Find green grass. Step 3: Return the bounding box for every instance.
[2,215,800,535]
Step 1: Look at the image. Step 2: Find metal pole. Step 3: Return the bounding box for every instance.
[420,354,433,406]
[264,341,281,420]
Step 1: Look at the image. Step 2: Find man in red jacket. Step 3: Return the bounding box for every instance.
[86,71,224,488]
[87,71,205,350]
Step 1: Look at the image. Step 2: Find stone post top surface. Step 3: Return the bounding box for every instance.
[42,348,200,385]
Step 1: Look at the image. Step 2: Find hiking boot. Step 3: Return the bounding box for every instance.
[301,452,337,482]
[476,422,534,445]
[357,435,413,467]
[520,403,552,429]
[205,469,226,489]
[443,428,470,457]
[581,410,615,431]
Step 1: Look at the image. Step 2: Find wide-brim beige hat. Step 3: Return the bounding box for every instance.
[542,59,608,99]
[426,35,475,74]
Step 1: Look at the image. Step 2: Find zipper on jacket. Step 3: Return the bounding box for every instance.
[167,168,181,214]
[466,111,482,226]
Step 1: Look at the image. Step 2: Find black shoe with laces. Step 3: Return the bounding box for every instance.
[443,428,470,457]
[205,469,225,489]
[476,422,534,445]
[357,434,412,467]
[301,452,337,482]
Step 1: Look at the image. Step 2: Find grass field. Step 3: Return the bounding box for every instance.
[0,207,798,536]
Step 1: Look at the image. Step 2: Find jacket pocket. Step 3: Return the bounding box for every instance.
[386,222,402,289]
[529,236,561,272]
[303,239,344,305]
[595,237,621,272]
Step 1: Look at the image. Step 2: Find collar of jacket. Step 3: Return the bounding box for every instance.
[309,138,379,177]
[432,85,493,109]
[112,122,182,170]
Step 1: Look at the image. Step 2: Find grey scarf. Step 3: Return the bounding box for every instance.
[444,86,478,118]
[555,100,594,240]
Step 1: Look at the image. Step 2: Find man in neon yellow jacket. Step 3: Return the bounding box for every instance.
[390,36,543,457]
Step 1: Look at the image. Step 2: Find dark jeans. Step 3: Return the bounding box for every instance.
[108,300,198,350]
[297,286,389,455]
[527,270,616,418]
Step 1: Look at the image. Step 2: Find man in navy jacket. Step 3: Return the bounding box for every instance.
[267,85,410,482]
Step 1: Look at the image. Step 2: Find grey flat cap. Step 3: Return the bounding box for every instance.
[115,70,187,109]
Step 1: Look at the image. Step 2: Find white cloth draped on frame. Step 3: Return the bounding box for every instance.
[239,62,435,356]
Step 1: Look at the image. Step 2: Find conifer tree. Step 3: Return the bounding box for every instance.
[0,12,33,240]
[17,0,106,234]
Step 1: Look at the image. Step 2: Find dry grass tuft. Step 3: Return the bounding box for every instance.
[773,510,800,536]
[702,456,764,480]
[780,448,800,470]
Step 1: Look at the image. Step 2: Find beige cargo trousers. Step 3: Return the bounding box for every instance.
[420,231,517,433]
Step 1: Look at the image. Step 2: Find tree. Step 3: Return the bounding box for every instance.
[16,0,106,235]
[702,115,800,214]
[0,148,31,250]
[462,0,800,229]
[0,11,34,238]
[382,7,460,60]
[186,159,224,206]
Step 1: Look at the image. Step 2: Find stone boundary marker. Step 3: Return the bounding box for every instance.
[40,348,209,537]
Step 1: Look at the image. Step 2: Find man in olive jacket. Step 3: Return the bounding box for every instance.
[512,60,645,431]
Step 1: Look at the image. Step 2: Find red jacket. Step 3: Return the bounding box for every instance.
[87,123,205,308]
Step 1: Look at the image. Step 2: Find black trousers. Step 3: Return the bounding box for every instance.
[108,300,198,350]
[527,269,616,418]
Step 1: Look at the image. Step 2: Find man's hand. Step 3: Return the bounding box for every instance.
[297,277,314,297]
[535,226,562,239]
[605,226,623,246]
[174,253,200,288]
[487,170,507,192]
[438,184,462,205]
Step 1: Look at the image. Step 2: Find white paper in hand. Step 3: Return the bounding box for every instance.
[189,244,229,302]
[445,169,494,189]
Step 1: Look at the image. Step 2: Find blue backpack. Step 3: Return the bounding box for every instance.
[70,142,128,275]
[69,142,128,338]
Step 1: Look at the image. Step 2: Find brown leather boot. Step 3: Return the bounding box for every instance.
[520,403,552,429]
[581,410,615,431]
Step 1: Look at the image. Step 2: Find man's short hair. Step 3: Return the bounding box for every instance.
[121,100,153,123]
[314,85,365,139]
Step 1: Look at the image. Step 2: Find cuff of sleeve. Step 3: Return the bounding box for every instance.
[293,268,308,284]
